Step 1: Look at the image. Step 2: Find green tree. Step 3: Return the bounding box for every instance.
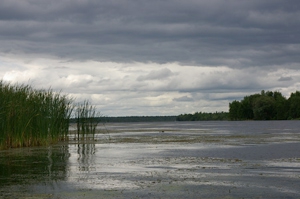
[176,112,228,121]
[228,90,300,120]
[273,91,288,120]
[288,91,300,119]
[253,96,275,120]
[239,94,261,119]
[229,100,242,120]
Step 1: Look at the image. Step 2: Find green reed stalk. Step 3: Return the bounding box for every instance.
[0,80,101,149]
[0,81,73,149]
[75,100,100,140]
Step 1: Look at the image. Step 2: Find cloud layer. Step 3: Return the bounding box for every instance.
[1,0,300,116]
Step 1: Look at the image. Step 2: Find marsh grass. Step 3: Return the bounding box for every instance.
[75,100,100,140]
[0,81,73,149]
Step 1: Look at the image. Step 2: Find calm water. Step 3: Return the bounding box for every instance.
[1,121,300,198]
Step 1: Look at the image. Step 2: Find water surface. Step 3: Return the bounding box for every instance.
[1,121,300,198]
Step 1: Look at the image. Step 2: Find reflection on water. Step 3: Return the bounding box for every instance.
[0,121,300,198]
[76,143,96,171]
[0,142,97,184]
[0,142,98,197]
[0,145,69,186]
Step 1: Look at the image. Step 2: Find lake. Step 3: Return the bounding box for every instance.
[1,121,300,198]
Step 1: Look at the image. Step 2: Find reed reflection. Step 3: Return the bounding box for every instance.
[0,145,70,187]
[76,142,96,173]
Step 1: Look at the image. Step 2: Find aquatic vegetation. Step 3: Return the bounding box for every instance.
[0,81,103,149]
[0,81,74,149]
[75,100,100,140]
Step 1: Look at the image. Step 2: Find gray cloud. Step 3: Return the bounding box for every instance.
[278,76,293,82]
[173,96,194,102]
[1,0,300,116]
[1,0,300,68]
[137,68,175,81]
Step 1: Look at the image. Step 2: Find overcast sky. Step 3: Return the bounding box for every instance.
[1,0,300,116]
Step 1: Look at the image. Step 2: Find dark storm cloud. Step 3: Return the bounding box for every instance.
[278,76,293,82]
[173,96,194,102]
[137,68,175,81]
[1,0,300,68]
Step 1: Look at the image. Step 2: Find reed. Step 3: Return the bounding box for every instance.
[0,81,73,149]
[75,100,100,140]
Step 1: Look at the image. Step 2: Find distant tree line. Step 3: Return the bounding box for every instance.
[71,116,177,123]
[176,111,229,121]
[69,90,300,123]
[229,90,300,120]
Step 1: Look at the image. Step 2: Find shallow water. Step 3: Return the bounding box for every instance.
[1,121,300,198]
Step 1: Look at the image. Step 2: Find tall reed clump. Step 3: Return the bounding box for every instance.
[0,81,73,149]
[75,100,100,140]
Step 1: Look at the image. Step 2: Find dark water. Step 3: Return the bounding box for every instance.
[1,121,300,198]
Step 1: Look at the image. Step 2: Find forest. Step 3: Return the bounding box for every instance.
[176,111,229,121]
[229,90,300,120]
[176,90,300,121]
[71,116,177,123]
